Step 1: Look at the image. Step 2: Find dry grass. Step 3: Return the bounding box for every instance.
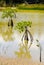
[0,56,44,65]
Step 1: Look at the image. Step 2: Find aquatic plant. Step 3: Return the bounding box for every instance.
[15,21,33,58]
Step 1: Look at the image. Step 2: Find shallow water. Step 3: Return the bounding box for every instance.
[0,11,44,62]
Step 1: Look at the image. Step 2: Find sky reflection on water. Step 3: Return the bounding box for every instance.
[0,12,44,62]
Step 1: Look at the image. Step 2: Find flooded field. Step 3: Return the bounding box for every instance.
[0,11,44,62]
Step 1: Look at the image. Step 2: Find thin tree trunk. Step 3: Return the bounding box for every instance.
[40,47,41,62]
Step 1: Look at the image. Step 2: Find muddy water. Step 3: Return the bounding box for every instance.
[0,11,44,62]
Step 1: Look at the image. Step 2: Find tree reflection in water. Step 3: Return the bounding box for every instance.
[1,26,14,41]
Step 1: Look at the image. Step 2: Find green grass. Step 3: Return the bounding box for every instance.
[18,7,44,10]
[0,4,44,11]
[17,4,44,10]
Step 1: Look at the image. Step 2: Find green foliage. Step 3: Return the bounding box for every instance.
[15,43,31,58]
[18,4,44,10]
[0,8,17,41]
[2,8,16,18]
[18,7,44,10]
[15,21,32,58]
[15,21,32,33]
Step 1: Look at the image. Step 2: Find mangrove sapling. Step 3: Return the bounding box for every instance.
[1,8,17,41]
[2,8,16,28]
[15,21,33,58]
